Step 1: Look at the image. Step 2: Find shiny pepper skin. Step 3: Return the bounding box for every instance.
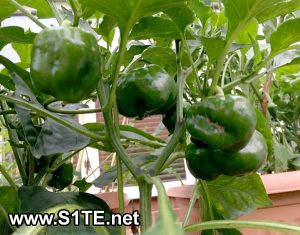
[162,102,190,134]
[185,130,268,181]
[185,95,257,151]
[185,143,220,181]
[116,65,177,119]
[47,163,73,190]
[30,26,100,103]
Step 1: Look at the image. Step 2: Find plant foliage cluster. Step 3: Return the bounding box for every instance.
[0,0,299,234]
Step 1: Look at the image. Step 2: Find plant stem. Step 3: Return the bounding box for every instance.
[28,152,35,185]
[198,180,218,235]
[0,55,31,87]
[0,205,17,232]
[221,53,236,88]
[69,0,80,27]
[0,110,16,115]
[0,101,27,185]
[116,155,126,235]
[223,71,268,92]
[138,179,153,232]
[256,44,300,72]
[7,0,46,29]
[175,40,184,123]
[102,31,128,112]
[225,43,300,94]
[250,83,262,102]
[151,35,187,175]
[102,0,143,111]
[0,95,105,141]
[208,41,231,96]
[49,149,82,172]
[152,123,185,175]
[0,164,18,193]
[46,103,103,114]
[182,185,199,227]
[5,127,27,184]
[198,180,215,222]
[208,2,260,96]
[160,152,185,172]
[33,164,48,185]
[181,37,202,95]
[184,220,300,234]
[46,0,63,24]
[97,81,140,179]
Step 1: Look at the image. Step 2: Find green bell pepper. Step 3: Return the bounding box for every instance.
[116,65,177,119]
[47,163,74,190]
[30,26,100,103]
[185,130,268,180]
[185,95,257,151]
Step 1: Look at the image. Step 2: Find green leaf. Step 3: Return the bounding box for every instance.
[143,177,184,235]
[277,57,300,74]
[202,11,227,37]
[205,174,272,219]
[0,55,32,90]
[164,4,194,33]
[198,175,263,235]
[270,18,300,55]
[12,43,32,66]
[273,138,295,172]
[93,155,158,188]
[230,43,252,52]
[18,186,117,235]
[79,0,188,28]
[130,17,181,40]
[0,0,15,22]
[222,0,300,41]
[235,18,258,45]
[18,0,53,18]
[97,15,116,46]
[0,26,36,45]
[141,47,177,76]
[256,0,300,23]
[0,74,15,90]
[78,0,98,19]
[200,36,226,62]
[290,154,300,169]
[190,0,212,26]
[120,125,165,146]
[0,186,19,235]
[13,75,90,158]
[256,110,273,158]
[221,0,252,39]
[18,186,111,219]
[0,42,6,51]
[84,122,165,149]
[123,43,150,67]
[250,35,262,66]
[0,0,53,22]
[93,166,119,188]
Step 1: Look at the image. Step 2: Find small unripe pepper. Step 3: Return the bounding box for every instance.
[116,65,177,119]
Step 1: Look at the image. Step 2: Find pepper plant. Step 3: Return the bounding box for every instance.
[0,0,300,235]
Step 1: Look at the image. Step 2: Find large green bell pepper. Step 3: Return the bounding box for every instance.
[185,130,268,181]
[30,26,100,103]
[185,95,257,151]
